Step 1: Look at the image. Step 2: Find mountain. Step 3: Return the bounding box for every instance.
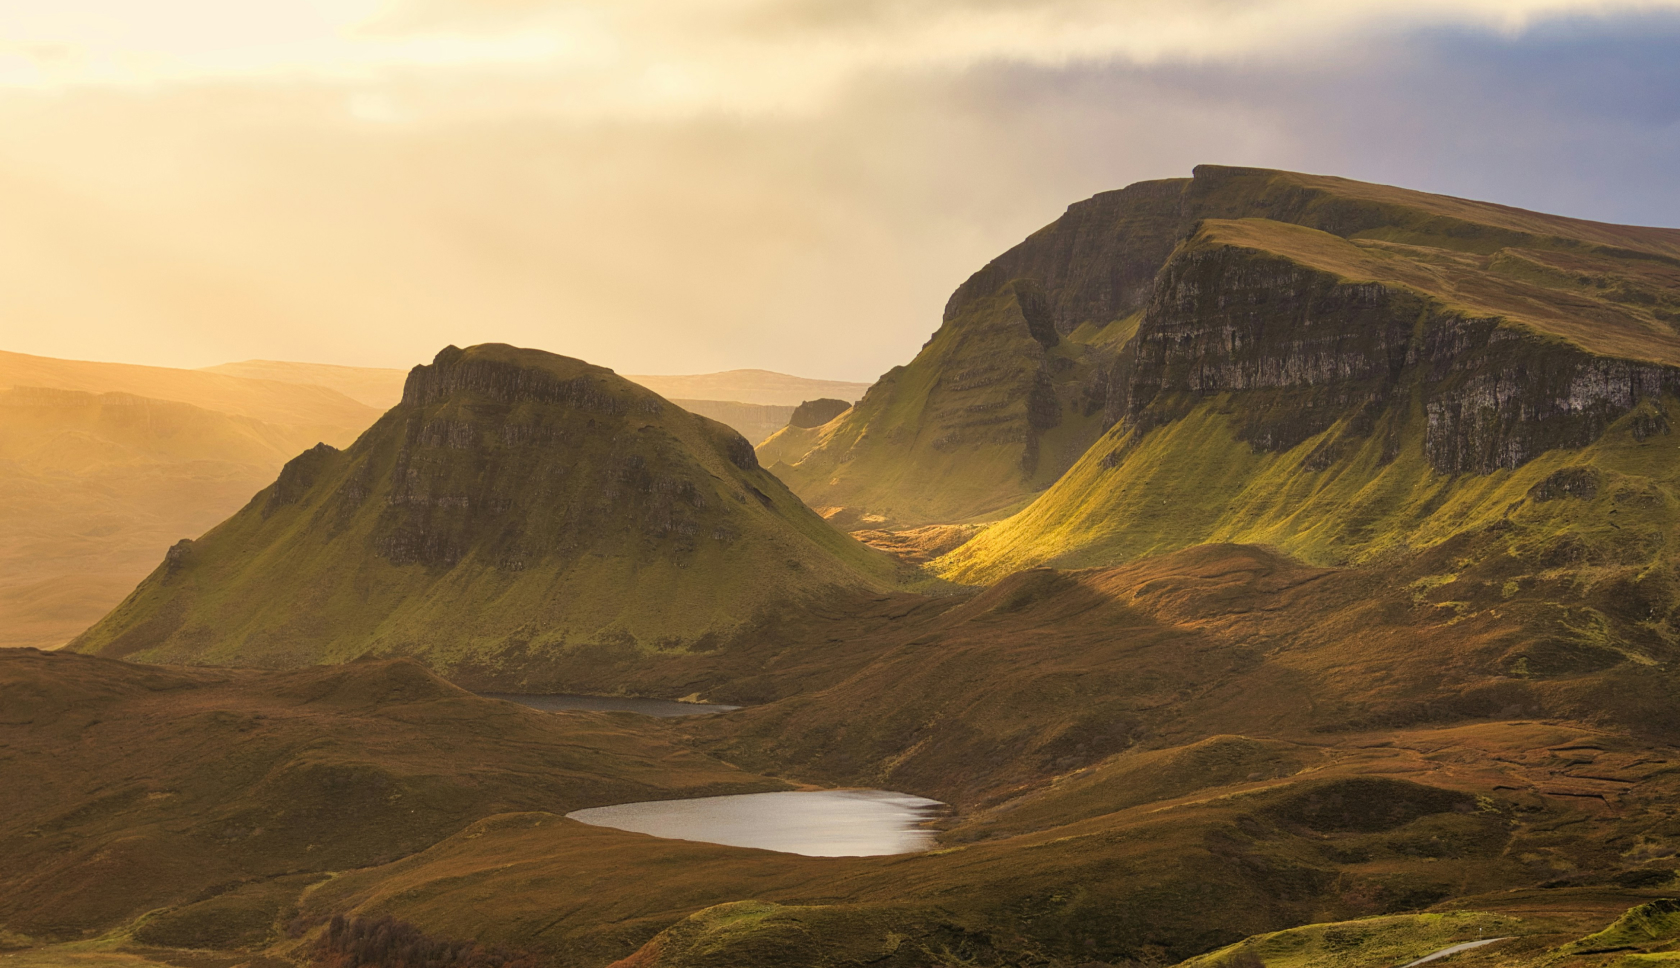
[624,369,871,407]
[70,344,898,678]
[764,165,1680,533]
[199,359,410,409]
[938,165,1680,585]
[0,350,379,440]
[759,178,1186,526]
[0,388,332,649]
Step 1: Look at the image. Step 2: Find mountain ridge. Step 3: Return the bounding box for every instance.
[763,165,1680,532]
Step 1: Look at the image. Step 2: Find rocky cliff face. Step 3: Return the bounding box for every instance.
[1106,223,1680,479]
[939,191,1680,591]
[72,344,897,679]
[763,183,1189,526]
[779,164,1680,535]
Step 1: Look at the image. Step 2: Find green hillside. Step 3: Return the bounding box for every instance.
[70,344,897,679]
[938,169,1680,588]
[770,165,1680,537]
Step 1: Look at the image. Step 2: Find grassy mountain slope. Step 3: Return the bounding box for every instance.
[0,388,344,649]
[769,165,1680,533]
[940,173,1680,585]
[70,344,897,677]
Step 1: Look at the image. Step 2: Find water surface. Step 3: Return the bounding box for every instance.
[483,693,740,717]
[567,789,944,856]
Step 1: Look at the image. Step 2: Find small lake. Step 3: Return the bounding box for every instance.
[566,790,945,856]
[483,693,741,718]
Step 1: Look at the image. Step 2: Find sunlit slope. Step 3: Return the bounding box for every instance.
[0,388,332,649]
[71,344,897,676]
[769,165,1680,530]
[940,209,1680,584]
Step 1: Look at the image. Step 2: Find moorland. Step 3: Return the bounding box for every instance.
[10,165,1680,968]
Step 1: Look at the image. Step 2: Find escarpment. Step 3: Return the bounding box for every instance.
[72,344,896,678]
[1106,227,1680,476]
[776,164,1680,540]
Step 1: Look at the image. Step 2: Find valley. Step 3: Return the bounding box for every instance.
[12,165,1680,968]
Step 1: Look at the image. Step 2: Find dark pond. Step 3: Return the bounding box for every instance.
[566,789,945,856]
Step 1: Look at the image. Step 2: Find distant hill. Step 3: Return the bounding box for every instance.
[670,399,796,445]
[199,359,409,409]
[72,344,898,679]
[0,388,328,650]
[0,353,389,650]
[0,350,379,439]
[625,369,871,406]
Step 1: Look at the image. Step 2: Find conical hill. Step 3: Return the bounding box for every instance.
[71,344,898,678]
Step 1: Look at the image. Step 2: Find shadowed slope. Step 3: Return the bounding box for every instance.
[0,649,778,946]
[70,344,898,678]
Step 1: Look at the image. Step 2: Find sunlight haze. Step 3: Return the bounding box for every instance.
[2,0,1679,377]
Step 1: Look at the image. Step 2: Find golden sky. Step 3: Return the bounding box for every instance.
[2,0,1679,378]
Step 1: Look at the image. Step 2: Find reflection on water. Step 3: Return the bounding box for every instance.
[483,693,741,717]
[566,789,945,857]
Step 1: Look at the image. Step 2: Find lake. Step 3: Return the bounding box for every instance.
[566,789,945,856]
[483,693,741,717]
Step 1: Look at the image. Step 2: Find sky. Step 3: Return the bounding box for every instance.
[1,1,1678,381]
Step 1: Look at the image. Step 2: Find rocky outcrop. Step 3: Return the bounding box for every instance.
[943,178,1188,335]
[1106,235,1680,476]
[789,398,850,429]
[400,345,643,414]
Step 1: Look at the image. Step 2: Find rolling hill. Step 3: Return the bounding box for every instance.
[0,350,379,440]
[0,384,371,650]
[70,344,898,678]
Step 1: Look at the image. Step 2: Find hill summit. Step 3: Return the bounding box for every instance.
[72,344,896,682]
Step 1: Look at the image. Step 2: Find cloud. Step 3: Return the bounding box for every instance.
[6,0,1680,118]
[0,7,1675,377]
